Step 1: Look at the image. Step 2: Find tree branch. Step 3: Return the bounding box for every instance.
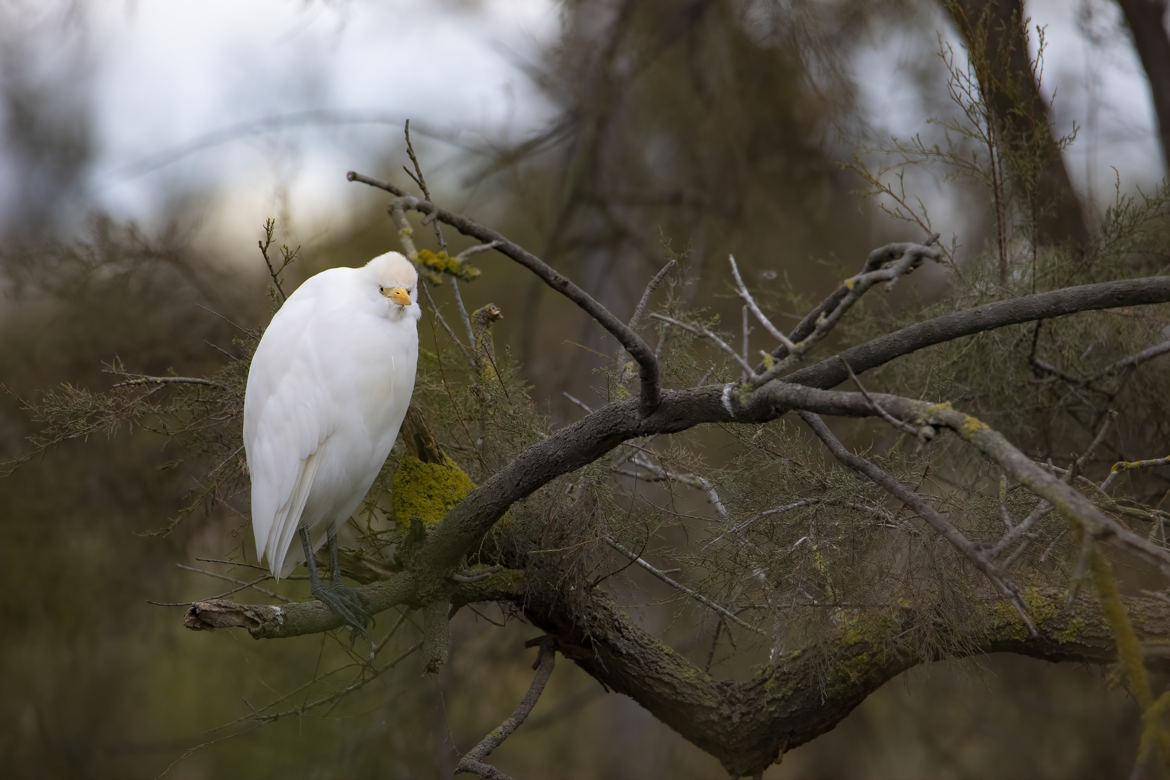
[797,411,1034,634]
[522,580,1170,777]
[456,637,557,779]
[347,170,661,414]
[184,568,525,640]
[784,277,1170,389]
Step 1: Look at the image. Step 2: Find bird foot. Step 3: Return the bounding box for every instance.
[310,582,372,640]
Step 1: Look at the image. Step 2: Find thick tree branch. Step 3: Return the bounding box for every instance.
[522,582,1170,777]
[784,277,1170,389]
[347,170,661,414]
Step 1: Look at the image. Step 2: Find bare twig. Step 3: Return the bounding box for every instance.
[650,313,758,379]
[629,260,677,332]
[604,536,763,635]
[838,356,921,437]
[387,198,478,369]
[403,119,447,253]
[1096,339,1170,380]
[728,254,795,352]
[782,277,1170,391]
[456,638,557,779]
[626,452,728,518]
[456,241,503,262]
[176,563,289,602]
[703,499,819,548]
[751,241,942,387]
[109,374,227,391]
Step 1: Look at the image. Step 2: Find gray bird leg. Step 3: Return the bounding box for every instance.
[300,526,371,638]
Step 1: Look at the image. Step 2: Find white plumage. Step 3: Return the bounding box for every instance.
[244,251,421,580]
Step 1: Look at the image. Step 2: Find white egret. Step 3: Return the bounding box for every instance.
[243,251,421,631]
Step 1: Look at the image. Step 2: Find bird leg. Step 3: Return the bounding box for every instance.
[300,526,372,637]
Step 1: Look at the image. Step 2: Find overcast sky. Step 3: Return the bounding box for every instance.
[2,0,1162,253]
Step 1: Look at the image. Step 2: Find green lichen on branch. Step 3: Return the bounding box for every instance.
[391,453,476,532]
[413,248,481,283]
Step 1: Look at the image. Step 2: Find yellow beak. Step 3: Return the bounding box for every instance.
[385,286,411,306]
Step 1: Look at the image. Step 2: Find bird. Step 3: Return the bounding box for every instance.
[243,251,421,633]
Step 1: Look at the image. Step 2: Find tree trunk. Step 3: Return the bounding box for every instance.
[1116,0,1170,172]
[945,0,1092,251]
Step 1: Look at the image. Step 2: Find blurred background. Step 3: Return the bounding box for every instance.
[0,1,1166,778]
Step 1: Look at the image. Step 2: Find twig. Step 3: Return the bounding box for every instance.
[629,260,677,332]
[612,260,676,391]
[109,373,227,391]
[456,638,557,779]
[604,536,764,635]
[751,242,941,387]
[1112,455,1170,473]
[703,499,819,548]
[991,411,1116,560]
[1095,339,1170,381]
[838,357,921,437]
[728,254,795,352]
[627,452,728,518]
[348,170,662,415]
[176,563,290,602]
[457,241,503,262]
[797,411,1036,635]
[650,313,758,379]
[562,392,594,414]
[257,218,293,302]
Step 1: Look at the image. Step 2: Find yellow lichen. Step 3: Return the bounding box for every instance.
[413,248,482,282]
[1056,616,1086,645]
[990,599,1030,641]
[1022,587,1058,624]
[391,454,476,533]
[960,414,988,437]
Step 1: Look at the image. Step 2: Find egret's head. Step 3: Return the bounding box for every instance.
[365,251,419,312]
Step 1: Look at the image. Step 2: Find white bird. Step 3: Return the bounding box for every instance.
[243,251,421,631]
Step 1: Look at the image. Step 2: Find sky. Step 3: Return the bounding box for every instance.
[89,1,558,218]
[1,0,561,249]
[1,0,1163,253]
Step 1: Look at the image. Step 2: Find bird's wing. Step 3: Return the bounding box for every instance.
[244,289,335,579]
[266,444,324,577]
